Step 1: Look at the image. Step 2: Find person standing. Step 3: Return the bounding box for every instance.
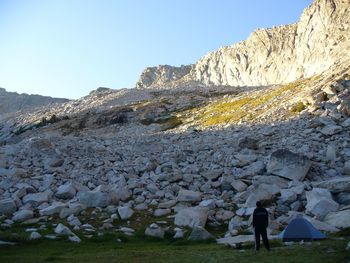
[252,201,270,251]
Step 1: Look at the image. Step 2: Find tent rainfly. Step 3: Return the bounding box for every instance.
[279,217,326,242]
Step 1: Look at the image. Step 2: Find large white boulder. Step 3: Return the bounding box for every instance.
[55,223,73,236]
[22,191,52,207]
[177,189,202,203]
[78,189,110,208]
[118,206,134,220]
[313,177,350,193]
[111,187,132,202]
[266,149,311,181]
[29,232,42,240]
[231,180,248,192]
[59,203,85,218]
[324,209,350,229]
[279,185,304,203]
[68,235,81,243]
[305,217,339,233]
[306,188,339,218]
[56,183,76,199]
[174,206,209,228]
[144,223,165,239]
[244,183,280,207]
[12,209,33,222]
[39,202,66,216]
[0,198,17,215]
[188,226,214,241]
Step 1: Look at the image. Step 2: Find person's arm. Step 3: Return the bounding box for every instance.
[252,210,256,227]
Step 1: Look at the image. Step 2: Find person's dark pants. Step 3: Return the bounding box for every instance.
[254,227,270,251]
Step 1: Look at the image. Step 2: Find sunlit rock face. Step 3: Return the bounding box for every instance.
[136,0,350,89]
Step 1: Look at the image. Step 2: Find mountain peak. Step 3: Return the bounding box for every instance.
[136,0,350,89]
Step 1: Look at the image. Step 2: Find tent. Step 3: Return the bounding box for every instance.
[279,217,326,242]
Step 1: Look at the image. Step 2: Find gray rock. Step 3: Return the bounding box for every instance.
[306,217,339,233]
[240,161,265,178]
[290,201,302,211]
[56,183,76,199]
[134,203,148,211]
[267,149,311,181]
[68,235,81,243]
[234,154,257,167]
[0,240,16,245]
[39,202,66,216]
[188,226,214,241]
[67,215,81,227]
[313,177,350,193]
[215,210,234,221]
[153,208,171,217]
[280,187,302,203]
[174,206,209,228]
[344,161,350,175]
[199,199,216,209]
[55,223,73,236]
[59,204,85,218]
[231,180,247,192]
[29,232,41,240]
[22,192,52,207]
[0,198,17,215]
[245,184,280,207]
[78,189,110,208]
[228,217,246,231]
[12,209,33,222]
[335,192,350,205]
[177,189,202,203]
[326,145,336,161]
[342,118,350,127]
[252,175,289,188]
[306,188,339,218]
[111,186,132,202]
[158,200,177,209]
[118,206,134,220]
[238,137,258,150]
[320,125,343,136]
[173,227,185,239]
[144,223,165,239]
[324,209,350,229]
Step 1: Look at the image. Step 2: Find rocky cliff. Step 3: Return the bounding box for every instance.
[136,0,350,89]
[0,88,69,117]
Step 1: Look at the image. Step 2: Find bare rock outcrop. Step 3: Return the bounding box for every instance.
[136,0,350,89]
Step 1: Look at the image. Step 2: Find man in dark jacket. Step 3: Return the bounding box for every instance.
[252,201,270,251]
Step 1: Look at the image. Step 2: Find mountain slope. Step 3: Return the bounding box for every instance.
[136,0,350,89]
[0,88,69,116]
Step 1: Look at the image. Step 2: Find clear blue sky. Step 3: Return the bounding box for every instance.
[0,0,313,99]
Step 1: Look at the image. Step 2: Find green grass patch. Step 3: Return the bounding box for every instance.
[0,236,348,263]
[0,224,349,263]
[290,102,306,113]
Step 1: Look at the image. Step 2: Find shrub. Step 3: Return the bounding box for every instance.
[290,102,306,112]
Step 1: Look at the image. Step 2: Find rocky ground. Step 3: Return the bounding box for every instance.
[0,62,350,246]
[0,0,350,250]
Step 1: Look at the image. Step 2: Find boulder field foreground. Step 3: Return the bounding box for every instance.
[1,0,350,246]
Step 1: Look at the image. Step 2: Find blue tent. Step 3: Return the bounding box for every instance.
[279,217,326,242]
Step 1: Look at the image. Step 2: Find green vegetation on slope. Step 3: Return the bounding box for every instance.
[182,77,321,127]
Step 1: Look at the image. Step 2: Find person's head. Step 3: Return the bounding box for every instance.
[256,201,263,208]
